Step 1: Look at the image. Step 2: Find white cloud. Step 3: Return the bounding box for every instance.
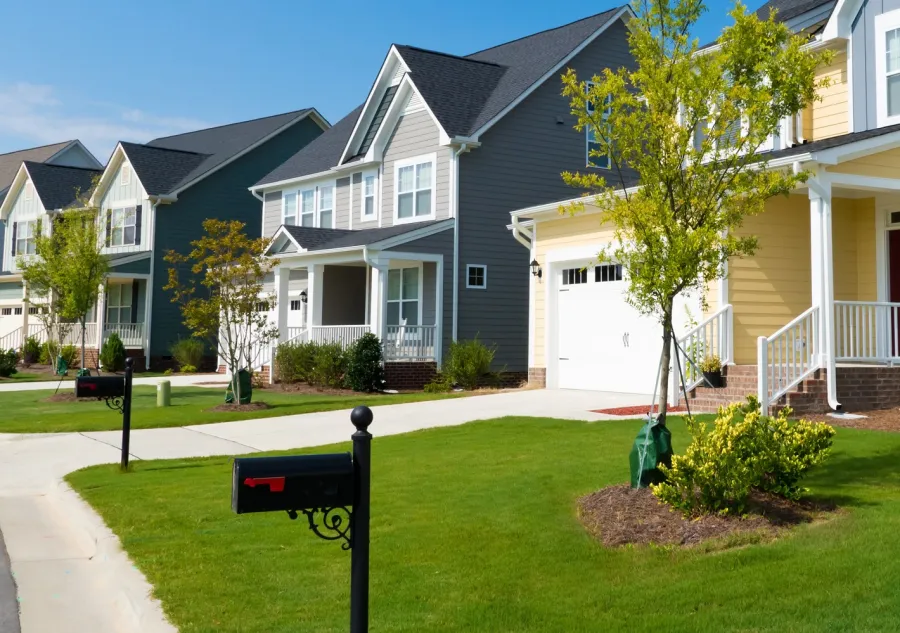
[0,83,213,159]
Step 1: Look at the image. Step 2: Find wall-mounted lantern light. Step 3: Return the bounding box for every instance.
[530,259,542,280]
[300,290,308,304]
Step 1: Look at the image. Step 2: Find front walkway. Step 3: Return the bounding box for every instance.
[0,389,647,633]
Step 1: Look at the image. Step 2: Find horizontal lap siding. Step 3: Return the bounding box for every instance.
[381,111,450,225]
[532,213,617,368]
[806,50,848,141]
[459,19,636,371]
[827,148,900,179]
[335,177,351,229]
[263,192,282,238]
[151,117,324,357]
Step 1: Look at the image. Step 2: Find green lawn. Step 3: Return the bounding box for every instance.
[67,417,900,633]
[0,386,463,433]
[1,372,74,383]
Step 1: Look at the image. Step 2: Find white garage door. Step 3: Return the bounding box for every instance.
[556,263,663,395]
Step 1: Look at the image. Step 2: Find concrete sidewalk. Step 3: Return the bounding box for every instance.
[0,373,227,393]
[0,388,648,632]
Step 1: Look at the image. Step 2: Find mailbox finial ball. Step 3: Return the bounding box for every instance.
[351,405,373,431]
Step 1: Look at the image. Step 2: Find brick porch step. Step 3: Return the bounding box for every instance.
[686,365,828,415]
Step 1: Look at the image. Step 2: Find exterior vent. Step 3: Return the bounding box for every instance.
[404,91,425,114]
[390,64,407,86]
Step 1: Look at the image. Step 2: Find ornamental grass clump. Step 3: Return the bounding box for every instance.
[652,399,835,516]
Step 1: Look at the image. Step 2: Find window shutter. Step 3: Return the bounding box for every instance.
[10,222,17,256]
[105,210,112,246]
[134,205,143,245]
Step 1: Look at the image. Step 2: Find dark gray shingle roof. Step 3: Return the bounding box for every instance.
[283,219,451,252]
[764,122,900,161]
[255,7,627,185]
[0,141,75,195]
[756,0,835,23]
[257,106,364,185]
[119,142,209,197]
[23,162,102,210]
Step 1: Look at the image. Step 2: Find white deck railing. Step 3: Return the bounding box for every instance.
[309,325,373,349]
[675,305,732,394]
[287,326,306,341]
[758,306,820,411]
[384,325,437,361]
[0,327,22,352]
[833,301,900,363]
[104,323,143,348]
[28,323,98,347]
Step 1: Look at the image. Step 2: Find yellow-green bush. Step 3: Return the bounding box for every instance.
[652,400,835,516]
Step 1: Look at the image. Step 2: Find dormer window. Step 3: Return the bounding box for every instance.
[875,11,900,126]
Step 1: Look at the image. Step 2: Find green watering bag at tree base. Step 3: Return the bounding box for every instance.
[225,369,252,405]
[55,355,68,377]
[630,417,673,488]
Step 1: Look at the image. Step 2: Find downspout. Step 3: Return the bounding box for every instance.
[451,143,471,342]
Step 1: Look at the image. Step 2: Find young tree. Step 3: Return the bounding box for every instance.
[561,0,832,421]
[19,191,108,370]
[164,219,278,404]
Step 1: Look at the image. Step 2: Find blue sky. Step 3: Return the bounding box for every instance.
[0,0,766,161]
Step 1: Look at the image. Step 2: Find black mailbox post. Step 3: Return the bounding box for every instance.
[231,405,374,633]
[75,357,134,470]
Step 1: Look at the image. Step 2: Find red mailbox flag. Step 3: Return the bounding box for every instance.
[243,477,286,492]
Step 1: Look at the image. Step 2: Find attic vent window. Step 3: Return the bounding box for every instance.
[121,165,131,186]
[23,182,33,201]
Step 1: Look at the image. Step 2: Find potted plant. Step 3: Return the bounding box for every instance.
[700,354,723,388]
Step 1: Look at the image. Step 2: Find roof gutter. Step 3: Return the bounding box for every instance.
[251,159,383,195]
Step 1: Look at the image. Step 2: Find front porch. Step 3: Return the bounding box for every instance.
[675,166,900,413]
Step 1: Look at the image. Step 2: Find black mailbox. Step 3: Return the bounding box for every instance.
[232,453,355,514]
[75,376,125,399]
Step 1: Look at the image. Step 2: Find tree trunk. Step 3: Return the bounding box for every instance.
[80,318,86,371]
[656,298,676,425]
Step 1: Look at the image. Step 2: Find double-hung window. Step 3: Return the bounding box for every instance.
[586,86,611,169]
[386,267,420,326]
[106,283,133,325]
[395,154,434,222]
[110,206,136,246]
[300,189,316,227]
[876,11,900,126]
[283,192,297,225]
[16,220,37,255]
[318,185,334,229]
[362,172,377,219]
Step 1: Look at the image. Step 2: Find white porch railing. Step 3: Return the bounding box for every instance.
[309,325,372,349]
[758,306,820,410]
[287,326,306,341]
[833,301,900,363]
[0,327,22,352]
[27,323,99,347]
[675,305,733,394]
[104,323,143,348]
[384,325,437,361]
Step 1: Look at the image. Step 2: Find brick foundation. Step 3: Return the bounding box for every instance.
[384,361,437,391]
[836,367,900,411]
[497,371,528,389]
[528,367,546,388]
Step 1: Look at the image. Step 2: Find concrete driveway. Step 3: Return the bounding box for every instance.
[0,388,649,632]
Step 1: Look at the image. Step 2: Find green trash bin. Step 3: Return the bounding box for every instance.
[225,369,252,405]
[629,417,673,488]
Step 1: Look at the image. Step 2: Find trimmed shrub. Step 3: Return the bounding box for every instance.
[445,336,497,390]
[0,349,18,377]
[310,343,346,389]
[170,338,205,371]
[39,341,78,367]
[423,374,453,393]
[100,332,126,372]
[344,333,384,392]
[652,400,835,516]
[22,336,41,365]
[274,341,318,384]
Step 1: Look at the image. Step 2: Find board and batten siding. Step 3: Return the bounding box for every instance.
[3,179,47,272]
[804,50,849,141]
[459,18,636,371]
[381,110,451,226]
[99,159,152,257]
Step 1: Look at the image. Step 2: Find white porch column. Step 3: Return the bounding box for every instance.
[96,283,106,359]
[809,179,840,410]
[367,263,389,340]
[274,265,290,344]
[21,282,29,350]
[307,264,324,341]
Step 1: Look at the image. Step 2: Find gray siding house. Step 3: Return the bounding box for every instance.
[251,6,636,384]
[0,111,329,368]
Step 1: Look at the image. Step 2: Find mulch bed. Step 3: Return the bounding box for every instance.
[802,409,900,433]
[592,405,689,416]
[578,484,836,548]
[207,402,272,413]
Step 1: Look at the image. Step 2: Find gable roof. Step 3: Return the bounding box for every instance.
[111,109,325,198]
[277,219,452,253]
[0,141,79,197]
[23,162,102,210]
[254,7,630,188]
[756,0,836,24]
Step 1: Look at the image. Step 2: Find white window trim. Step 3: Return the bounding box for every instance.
[108,204,138,247]
[360,170,378,222]
[875,10,900,128]
[16,219,38,256]
[105,282,133,325]
[466,264,487,289]
[282,191,298,226]
[386,261,425,326]
[393,152,437,225]
[282,181,337,229]
[586,84,611,170]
